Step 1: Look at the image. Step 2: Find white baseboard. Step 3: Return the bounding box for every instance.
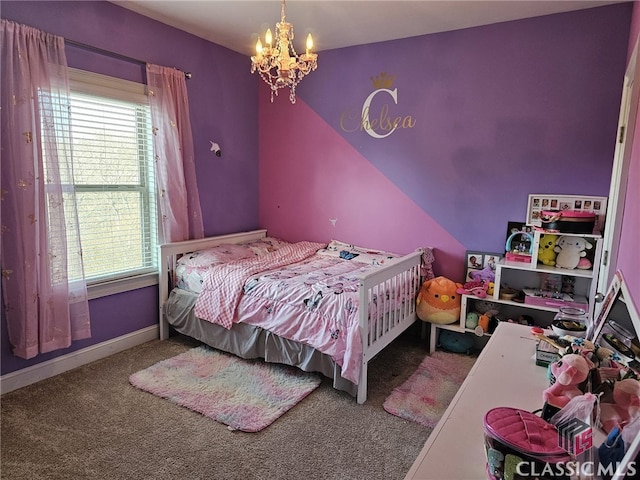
[0,325,159,395]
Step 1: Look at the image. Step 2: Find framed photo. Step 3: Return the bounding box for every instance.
[526,194,607,233]
[464,250,503,282]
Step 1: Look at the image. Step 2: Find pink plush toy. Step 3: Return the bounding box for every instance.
[543,354,590,409]
[599,378,640,433]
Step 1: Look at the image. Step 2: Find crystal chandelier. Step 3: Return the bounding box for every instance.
[250,0,318,104]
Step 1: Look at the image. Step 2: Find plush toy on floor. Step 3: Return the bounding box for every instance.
[416,276,462,325]
[542,353,590,409]
[438,329,474,354]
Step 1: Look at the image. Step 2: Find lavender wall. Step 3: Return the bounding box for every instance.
[1,2,636,377]
[259,4,631,279]
[1,1,259,374]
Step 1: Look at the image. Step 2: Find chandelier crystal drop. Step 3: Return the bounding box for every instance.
[250,0,318,104]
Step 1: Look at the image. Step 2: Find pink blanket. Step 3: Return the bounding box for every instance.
[194,241,324,328]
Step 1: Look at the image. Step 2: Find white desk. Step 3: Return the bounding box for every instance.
[405,322,550,480]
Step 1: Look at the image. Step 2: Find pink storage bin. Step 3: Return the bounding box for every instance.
[484,407,571,480]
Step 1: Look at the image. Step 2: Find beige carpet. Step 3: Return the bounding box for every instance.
[1,326,437,480]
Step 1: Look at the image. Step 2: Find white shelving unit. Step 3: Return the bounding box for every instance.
[429,230,603,354]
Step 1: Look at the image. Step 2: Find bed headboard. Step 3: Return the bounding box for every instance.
[157,229,268,339]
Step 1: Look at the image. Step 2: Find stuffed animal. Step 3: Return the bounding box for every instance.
[554,236,593,270]
[475,300,500,317]
[465,312,479,329]
[599,378,640,433]
[469,264,496,283]
[416,276,462,325]
[438,329,473,354]
[542,354,590,409]
[538,233,558,266]
[457,280,489,298]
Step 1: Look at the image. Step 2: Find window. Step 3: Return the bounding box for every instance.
[67,69,158,297]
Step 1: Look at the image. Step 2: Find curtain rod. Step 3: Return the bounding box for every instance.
[64,39,192,79]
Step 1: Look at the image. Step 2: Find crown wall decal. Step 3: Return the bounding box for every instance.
[370,72,396,89]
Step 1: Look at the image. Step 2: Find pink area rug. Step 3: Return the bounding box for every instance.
[129,346,321,432]
[383,351,476,428]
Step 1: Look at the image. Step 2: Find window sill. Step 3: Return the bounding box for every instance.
[87,272,158,300]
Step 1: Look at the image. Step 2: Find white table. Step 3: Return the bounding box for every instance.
[405,322,551,480]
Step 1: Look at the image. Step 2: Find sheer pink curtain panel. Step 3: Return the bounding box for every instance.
[1,20,91,359]
[146,64,204,243]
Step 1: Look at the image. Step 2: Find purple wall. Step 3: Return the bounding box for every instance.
[1,2,637,377]
[259,4,631,278]
[1,1,259,374]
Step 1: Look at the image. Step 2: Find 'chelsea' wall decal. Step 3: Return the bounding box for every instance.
[339,72,416,139]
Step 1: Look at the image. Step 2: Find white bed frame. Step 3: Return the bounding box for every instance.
[158,229,423,403]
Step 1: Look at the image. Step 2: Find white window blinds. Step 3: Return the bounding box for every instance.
[67,69,157,285]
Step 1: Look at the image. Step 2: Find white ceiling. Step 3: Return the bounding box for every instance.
[111,0,628,56]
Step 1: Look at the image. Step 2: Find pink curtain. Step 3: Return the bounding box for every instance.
[1,20,91,359]
[146,64,204,242]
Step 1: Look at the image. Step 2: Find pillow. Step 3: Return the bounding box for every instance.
[177,243,256,268]
[245,237,290,256]
[317,240,400,266]
[176,237,290,269]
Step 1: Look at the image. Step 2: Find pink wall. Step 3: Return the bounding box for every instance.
[258,86,463,281]
[617,2,640,311]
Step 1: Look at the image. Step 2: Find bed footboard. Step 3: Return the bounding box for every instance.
[357,250,423,403]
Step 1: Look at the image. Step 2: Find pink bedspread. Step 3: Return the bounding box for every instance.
[194,241,324,329]
[236,255,383,384]
[193,241,403,385]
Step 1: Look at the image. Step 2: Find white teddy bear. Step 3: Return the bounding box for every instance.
[554,236,592,269]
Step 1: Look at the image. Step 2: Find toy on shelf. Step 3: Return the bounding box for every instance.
[474,300,501,334]
[537,233,558,266]
[554,236,593,270]
[505,231,534,263]
[465,312,479,329]
[542,353,590,409]
[469,264,495,283]
[416,276,462,325]
[457,279,489,298]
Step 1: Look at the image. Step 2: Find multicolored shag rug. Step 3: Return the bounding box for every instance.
[129,346,321,432]
[383,350,476,428]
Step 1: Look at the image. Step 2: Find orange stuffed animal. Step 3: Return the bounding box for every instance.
[416,276,462,325]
